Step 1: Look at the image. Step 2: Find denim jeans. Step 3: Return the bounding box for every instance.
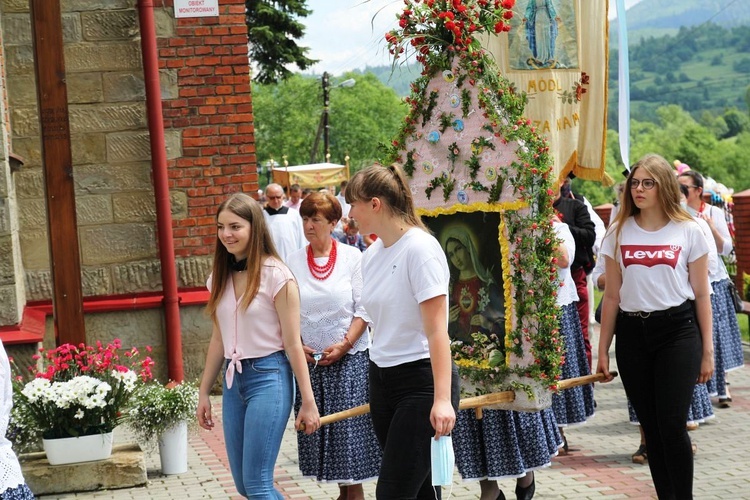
[222,351,293,499]
[615,305,702,500]
[369,359,460,500]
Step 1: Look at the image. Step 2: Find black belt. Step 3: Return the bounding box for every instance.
[619,300,693,319]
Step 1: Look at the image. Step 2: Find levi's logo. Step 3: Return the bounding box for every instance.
[620,245,682,268]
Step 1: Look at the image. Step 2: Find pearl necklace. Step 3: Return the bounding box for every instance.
[307,239,337,281]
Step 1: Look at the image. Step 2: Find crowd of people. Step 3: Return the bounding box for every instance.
[192,158,744,500]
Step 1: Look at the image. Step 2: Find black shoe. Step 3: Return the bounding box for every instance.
[515,475,535,500]
[496,490,506,500]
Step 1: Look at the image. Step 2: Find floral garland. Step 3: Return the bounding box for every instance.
[382,0,563,394]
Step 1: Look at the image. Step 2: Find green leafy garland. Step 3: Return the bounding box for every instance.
[381,0,563,392]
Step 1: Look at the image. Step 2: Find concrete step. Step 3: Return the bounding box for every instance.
[20,443,147,496]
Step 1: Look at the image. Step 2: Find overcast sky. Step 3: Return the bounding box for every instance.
[299,0,644,75]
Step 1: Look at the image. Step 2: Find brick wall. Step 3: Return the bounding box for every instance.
[1,0,257,302]
[731,189,750,298]
[158,0,257,258]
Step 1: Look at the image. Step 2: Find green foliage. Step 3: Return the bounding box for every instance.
[124,382,199,449]
[252,72,406,176]
[246,0,317,84]
[608,23,750,129]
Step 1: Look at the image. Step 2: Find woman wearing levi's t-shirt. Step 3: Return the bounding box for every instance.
[678,170,744,408]
[598,154,713,500]
[197,193,319,499]
[346,164,459,500]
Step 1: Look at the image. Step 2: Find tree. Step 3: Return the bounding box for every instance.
[252,72,406,179]
[246,0,317,84]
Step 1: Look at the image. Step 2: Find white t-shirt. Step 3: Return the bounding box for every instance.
[336,193,351,219]
[553,222,579,307]
[699,204,732,256]
[287,242,370,354]
[361,228,449,367]
[600,217,709,312]
[694,217,723,283]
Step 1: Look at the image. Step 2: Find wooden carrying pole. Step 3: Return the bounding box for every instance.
[300,372,616,431]
[30,0,86,346]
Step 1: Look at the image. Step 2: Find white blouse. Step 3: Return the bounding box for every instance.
[0,341,28,495]
[287,241,370,354]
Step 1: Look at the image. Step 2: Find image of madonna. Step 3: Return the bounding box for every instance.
[440,225,505,344]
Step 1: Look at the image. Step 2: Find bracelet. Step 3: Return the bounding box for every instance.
[343,334,355,349]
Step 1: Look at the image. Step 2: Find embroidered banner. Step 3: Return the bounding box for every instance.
[483,0,609,182]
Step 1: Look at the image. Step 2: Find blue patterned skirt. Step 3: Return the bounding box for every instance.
[552,302,596,427]
[706,279,745,397]
[628,383,714,425]
[294,350,381,483]
[0,484,35,500]
[453,407,562,480]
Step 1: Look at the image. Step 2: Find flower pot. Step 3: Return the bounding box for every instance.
[158,421,188,474]
[43,432,114,465]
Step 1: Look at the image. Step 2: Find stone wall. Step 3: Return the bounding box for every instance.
[0,10,25,325]
[0,0,256,309]
[0,1,257,378]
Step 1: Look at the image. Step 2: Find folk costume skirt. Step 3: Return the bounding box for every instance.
[453,407,562,480]
[294,350,381,484]
[551,302,596,427]
[706,279,745,398]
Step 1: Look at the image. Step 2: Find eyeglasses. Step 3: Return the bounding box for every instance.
[267,195,283,200]
[629,178,656,190]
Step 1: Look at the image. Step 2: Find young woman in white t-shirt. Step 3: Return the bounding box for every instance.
[346,164,459,499]
[598,154,714,500]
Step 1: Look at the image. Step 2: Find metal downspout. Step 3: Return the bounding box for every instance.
[137,0,184,381]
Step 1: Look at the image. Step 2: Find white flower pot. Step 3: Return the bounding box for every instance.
[43,431,114,465]
[158,421,188,475]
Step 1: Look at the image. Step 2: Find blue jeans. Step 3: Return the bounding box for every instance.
[222,351,293,499]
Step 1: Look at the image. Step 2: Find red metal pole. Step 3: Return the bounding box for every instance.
[137,0,184,382]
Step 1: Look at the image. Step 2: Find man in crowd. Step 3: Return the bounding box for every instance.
[263,183,305,261]
[284,184,302,211]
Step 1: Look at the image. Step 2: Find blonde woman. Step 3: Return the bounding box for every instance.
[598,154,713,499]
[347,164,459,499]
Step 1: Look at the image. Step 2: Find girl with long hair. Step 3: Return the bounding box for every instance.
[598,154,714,499]
[346,164,459,499]
[196,193,319,499]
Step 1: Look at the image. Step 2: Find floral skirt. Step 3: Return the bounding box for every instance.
[628,383,714,425]
[552,302,596,427]
[706,279,745,397]
[453,407,562,480]
[294,350,381,483]
[1,484,35,500]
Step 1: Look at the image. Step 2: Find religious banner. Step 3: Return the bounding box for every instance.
[271,163,348,189]
[484,0,609,182]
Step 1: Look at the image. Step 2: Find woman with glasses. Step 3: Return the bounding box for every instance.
[678,170,744,409]
[597,154,713,499]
